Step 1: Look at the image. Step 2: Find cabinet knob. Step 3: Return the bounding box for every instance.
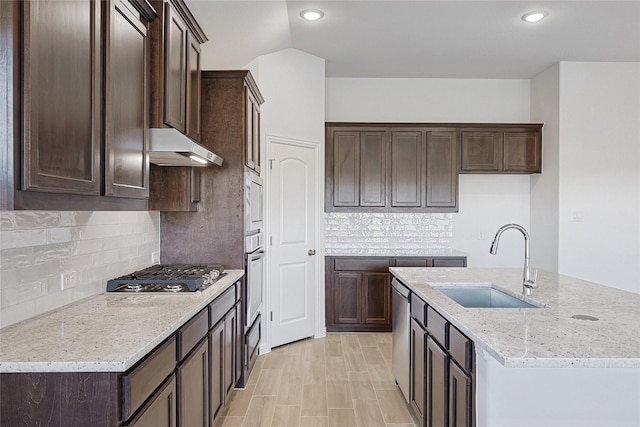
[308,249,316,256]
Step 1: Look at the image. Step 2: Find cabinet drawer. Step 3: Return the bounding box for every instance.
[334,257,391,272]
[432,257,467,268]
[395,257,432,267]
[246,314,261,375]
[177,307,209,360]
[410,293,426,327]
[122,335,176,421]
[449,325,473,374]
[427,306,448,348]
[210,283,238,328]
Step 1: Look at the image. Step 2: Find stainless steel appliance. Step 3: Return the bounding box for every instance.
[392,277,411,403]
[106,265,226,293]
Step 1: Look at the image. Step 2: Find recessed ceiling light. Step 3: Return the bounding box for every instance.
[521,10,548,23]
[300,9,324,21]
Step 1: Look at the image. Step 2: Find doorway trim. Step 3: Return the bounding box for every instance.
[262,134,326,355]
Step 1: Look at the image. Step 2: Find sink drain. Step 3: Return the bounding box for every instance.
[571,314,599,321]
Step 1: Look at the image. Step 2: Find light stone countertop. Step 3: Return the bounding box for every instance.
[0,270,244,373]
[390,267,640,369]
[325,247,467,257]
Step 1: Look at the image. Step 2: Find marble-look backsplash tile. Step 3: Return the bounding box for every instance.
[325,212,453,251]
[0,211,160,328]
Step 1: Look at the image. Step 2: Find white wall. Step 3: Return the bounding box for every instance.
[557,62,640,293]
[325,77,533,267]
[249,48,326,145]
[530,64,560,272]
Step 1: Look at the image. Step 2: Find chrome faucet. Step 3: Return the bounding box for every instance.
[489,224,538,296]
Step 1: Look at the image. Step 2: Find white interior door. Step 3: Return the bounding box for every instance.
[268,138,317,348]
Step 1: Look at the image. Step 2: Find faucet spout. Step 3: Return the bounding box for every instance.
[489,224,537,295]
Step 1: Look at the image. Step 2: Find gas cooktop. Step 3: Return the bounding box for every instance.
[106,264,226,293]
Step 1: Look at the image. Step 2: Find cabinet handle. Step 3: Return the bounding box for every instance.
[308,249,316,256]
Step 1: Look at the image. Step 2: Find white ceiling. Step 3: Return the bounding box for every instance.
[186,0,640,79]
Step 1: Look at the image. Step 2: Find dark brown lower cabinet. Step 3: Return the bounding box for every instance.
[0,281,245,427]
[408,291,474,427]
[177,339,208,427]
[426,336,448,427]
[326,256,466,332]
[411,318,426,424]
[449,362,473,427]
[126,375,177,427]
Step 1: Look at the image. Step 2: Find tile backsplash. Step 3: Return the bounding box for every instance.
[0,211,160,328]
[325,212,453,251]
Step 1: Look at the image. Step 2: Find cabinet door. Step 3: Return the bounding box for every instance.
[224,306,238,398]
[391,131,422,207]
[185,33,201,141]
[333,272,361,324]
[209,321,225,424]
[362,272,390,325]
[105,0,149,199]
[503,131,541,173]
[331,131,360,207]
[252,100,261,173]
[21,0,101,195]
[449,362,472,427]
[126,375,176,427]
[427,335,449,427]
[410,317,426,425]
[177,339,208,427]
[164,4,187,132]
[460,131,501,172]
[360,132,387,207]
[426,131,457,208]
[245,88,257,171]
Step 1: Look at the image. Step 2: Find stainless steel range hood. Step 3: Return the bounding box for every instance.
[149,128,223,167]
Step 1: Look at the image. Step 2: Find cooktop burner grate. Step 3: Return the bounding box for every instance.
[106,264,225,293]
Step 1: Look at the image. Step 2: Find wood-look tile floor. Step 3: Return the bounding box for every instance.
[219,333,418,427]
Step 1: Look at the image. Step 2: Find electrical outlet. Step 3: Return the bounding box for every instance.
[60,271,77,290]
[152,251,160,264]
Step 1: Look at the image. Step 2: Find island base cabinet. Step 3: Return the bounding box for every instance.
[410,318,426,424]
[449,362,473,427]
[426,336,449,427]
[125,375,177,427]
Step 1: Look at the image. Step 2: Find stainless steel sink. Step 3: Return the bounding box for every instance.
[433,285,544,308]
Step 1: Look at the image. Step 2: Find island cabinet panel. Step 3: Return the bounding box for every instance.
[326,256,466,332]
[411,317,427,425]
[407,291,475,427]
[460,125,542,174]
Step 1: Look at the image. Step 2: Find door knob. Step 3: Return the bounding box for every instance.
[308,249,316,256]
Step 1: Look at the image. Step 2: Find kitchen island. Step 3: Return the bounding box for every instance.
[390,267,640,427]
[0,270,245,426]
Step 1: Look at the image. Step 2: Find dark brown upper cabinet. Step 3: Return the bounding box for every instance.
[104,0,152,199]
[0,0,155,210]
[20,0,103,197]
[326,124,458,213]
[460,124,542,174]
[149,164,200,211]
[149,0,206,141]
